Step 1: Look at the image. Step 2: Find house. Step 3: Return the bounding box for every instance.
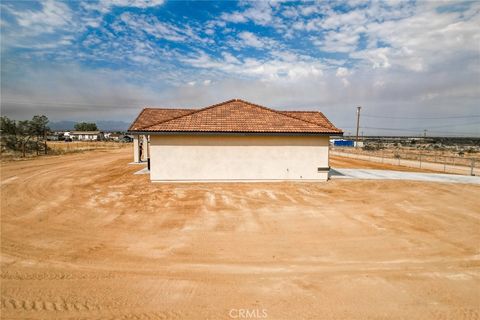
[106,133,121,141]
[128,99,343,182]
[69,131,104,141]
[106,133,133,142]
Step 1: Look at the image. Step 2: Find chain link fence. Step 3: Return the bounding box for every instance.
[331,147,479,176]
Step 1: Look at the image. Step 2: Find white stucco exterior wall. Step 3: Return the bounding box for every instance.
[149,135,330,182]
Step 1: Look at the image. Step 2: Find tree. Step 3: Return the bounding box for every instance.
[74,122,98,131]
[0,116,18,151]
[30,115,50,155]
[0,115,50,157]
[17,120,34,157]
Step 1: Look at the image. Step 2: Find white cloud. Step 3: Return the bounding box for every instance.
[6,0,72,34]
[219,2,274,26]
[351,47,391,69]
[106,0,165,8]
[117,12,190,43]
[360,4,480,71]
[238,31,265,48]
[221,11,248,23]
[222,52,241,64]
[316,30,360,53]
[82,0,165,13]
[336,67,350,77]
[183,50,324,82]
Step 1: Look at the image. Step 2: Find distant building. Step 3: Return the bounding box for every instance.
[107,133,122,141]
[70,131,104,141]
[46,134,59,141]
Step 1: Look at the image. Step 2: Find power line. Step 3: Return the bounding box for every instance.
[341,126,479,136]
[418,121,480,129]
[1,99,145,108]
[360,126,479,136]
[362,114,480,120]
[342,121,480,130]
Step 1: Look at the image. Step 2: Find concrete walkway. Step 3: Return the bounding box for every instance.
[133,166,479,184]
[134,167,149,175]
[330,168,480,185]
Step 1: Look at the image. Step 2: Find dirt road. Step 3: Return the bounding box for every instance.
[1,149,479,319]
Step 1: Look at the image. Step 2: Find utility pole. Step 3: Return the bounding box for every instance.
[423,129,427,138]
[355,106,361,148]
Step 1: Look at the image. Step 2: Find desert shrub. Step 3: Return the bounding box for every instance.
[362,144,378,151]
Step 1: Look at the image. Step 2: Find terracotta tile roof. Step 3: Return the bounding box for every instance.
[128,99,342,134]
[281,111,339,130]
[128,108,195,131]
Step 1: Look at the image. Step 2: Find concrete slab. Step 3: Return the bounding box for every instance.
[134,167,150,175]
[330,168,480,185]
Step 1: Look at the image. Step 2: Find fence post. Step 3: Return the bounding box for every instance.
[444,156,446,172]
[471,159,475,176]
[419,154,422,169]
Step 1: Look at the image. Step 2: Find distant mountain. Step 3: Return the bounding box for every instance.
[49,121,76,131]
[50,120,130,132]
[96,121,130,131]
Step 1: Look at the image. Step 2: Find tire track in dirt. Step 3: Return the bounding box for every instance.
[1,296,99,312]
[1,294,185,319]
[1,269,116,280]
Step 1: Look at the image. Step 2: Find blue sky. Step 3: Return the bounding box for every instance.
[1,0,479,136]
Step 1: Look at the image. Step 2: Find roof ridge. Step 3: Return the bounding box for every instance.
[142,98,328,131]
[233,99,330,129]
[142,99,241,130]
[280,111,332,128]
[282,110,318,113]
[143,107,196,110]
[282,109,340,131]
[317,111,341,131]
[128,107,148,131]
[130,107,198,131]
[138,108,199,129]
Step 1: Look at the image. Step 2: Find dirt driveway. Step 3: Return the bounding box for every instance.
[1,148,479,319]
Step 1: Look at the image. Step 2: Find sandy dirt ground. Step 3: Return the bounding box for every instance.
[1,148,479,319]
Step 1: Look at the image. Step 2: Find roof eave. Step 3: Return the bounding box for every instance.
[127,130,343,136]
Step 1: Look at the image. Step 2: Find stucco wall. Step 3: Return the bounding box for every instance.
[149,135,330,182]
